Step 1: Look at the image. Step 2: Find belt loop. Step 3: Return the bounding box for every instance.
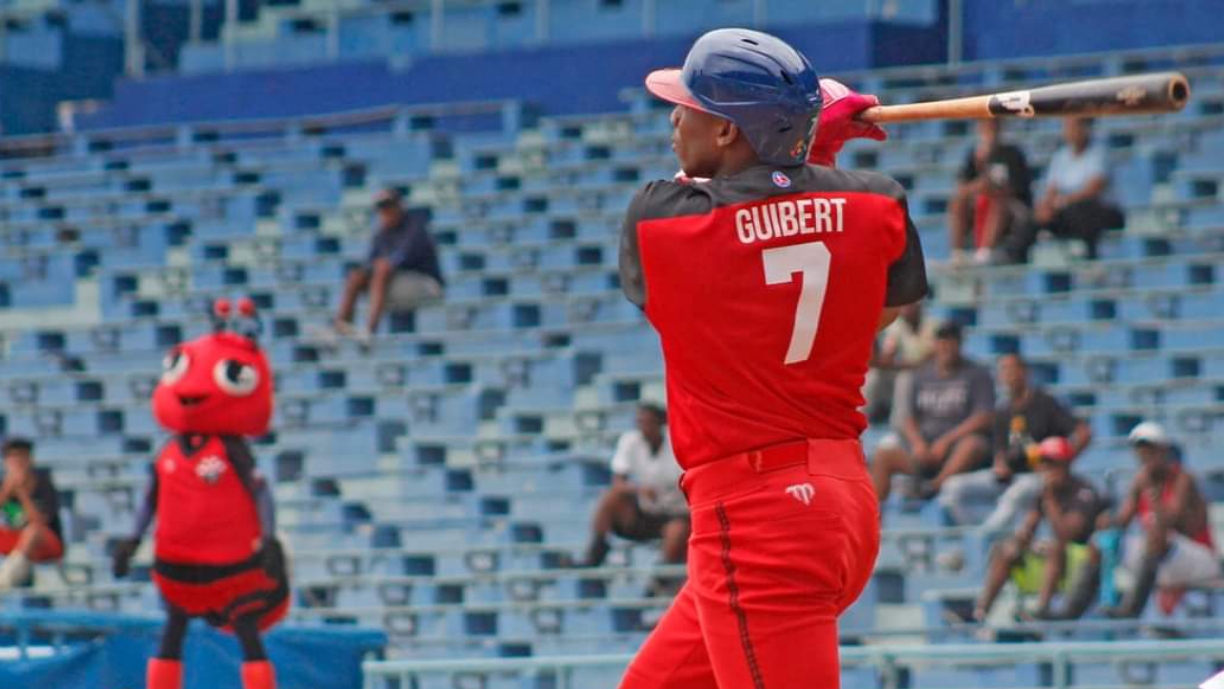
[746,451,763,473]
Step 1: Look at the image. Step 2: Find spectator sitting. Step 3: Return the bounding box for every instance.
[1094,422,1221,618]
[940,353,1092,531]
[574,404,688,573]
[1005,117,1124,261]
[871,322,994,503]
[0,438,64,592]
[334,188,445,341]
[864,301,938,426]
[974,437,1104,621]
[949,119,1033,266]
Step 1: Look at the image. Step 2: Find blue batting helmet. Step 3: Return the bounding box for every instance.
[645,28,822,167]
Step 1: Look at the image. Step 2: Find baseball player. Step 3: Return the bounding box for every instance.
[618,28,927,688]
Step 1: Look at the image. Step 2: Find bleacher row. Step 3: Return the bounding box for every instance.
[176,0,940,75]
[0,42,1223,687]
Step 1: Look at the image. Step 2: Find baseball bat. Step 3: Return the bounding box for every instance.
[857,71,1190,124]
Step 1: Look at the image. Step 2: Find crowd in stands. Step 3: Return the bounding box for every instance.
[863,314,1221,622]
[0,115,1212,637]
[949,116,1125,265]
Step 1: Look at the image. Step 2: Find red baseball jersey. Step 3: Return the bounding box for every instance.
[154,435,263,564]
[620,164,928,468]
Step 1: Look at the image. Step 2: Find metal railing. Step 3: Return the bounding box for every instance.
[362,639,1224,689]
[0,99,527,164]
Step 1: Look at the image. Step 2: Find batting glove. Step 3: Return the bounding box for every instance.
[808,78,888,167]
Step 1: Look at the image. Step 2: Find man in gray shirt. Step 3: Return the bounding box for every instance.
[871,322,995,503]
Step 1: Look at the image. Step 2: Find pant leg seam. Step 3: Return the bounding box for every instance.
[715,503,766,689]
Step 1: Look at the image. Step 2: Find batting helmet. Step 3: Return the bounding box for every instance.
[645,28,822,167]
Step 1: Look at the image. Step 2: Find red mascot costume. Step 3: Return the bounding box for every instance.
[113,297,288,689]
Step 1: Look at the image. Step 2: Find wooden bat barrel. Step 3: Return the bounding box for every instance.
[858,71,1190,124]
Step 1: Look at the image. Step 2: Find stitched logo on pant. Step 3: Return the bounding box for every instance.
[785,483,815,506]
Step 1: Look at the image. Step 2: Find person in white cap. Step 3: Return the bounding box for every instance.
[1098,421,1221,617]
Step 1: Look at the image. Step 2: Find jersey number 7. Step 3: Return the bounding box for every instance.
[762,242,831,365]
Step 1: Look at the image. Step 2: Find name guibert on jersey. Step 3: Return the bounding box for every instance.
[735,196,847,245]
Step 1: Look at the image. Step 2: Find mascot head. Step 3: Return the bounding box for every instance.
[152,298,273,436]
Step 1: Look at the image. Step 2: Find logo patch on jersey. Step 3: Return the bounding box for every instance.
[195,455,227,484]
[771,171,792,188]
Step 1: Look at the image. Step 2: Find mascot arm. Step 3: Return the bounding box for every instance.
[113,465,157,577]
[222,436,276,542]
[130,465,159,541]
[254,476,276,540]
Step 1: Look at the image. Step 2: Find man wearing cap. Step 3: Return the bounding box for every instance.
[618,27,926,689]
[1096,422,1220,617]
[334,188,445,340]
[974,437,1104,621]
[940,352,1092,531]
[871,321,995,504]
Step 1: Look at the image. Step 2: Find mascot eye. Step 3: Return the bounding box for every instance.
[161,351,190,385]
[214,360,260,396]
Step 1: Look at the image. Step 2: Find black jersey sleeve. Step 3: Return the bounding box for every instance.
[886,218,929,306]
[618,180,713,310]
[619,186,650,309]
[882,184,929,307]
[812,167,929,307]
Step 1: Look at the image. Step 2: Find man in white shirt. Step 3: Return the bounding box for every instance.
[577,404,688,569]
[1005,117,1123,261]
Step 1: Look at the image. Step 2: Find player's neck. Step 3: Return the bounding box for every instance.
[710,149,763,178]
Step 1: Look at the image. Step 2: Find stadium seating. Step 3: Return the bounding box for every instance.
[0,39,1223,688]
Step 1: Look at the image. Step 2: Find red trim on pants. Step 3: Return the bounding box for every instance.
[0,525,63,562]
[620,438,880,689]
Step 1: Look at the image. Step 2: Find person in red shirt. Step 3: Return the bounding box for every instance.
[112,299,287,689]
[0,438,65,591]
[1098,422,1220,617]
[617,28,927,689]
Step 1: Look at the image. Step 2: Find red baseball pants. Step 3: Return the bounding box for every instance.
[619,438,880,689]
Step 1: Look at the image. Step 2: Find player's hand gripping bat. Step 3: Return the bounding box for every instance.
[856,71,1190,124]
